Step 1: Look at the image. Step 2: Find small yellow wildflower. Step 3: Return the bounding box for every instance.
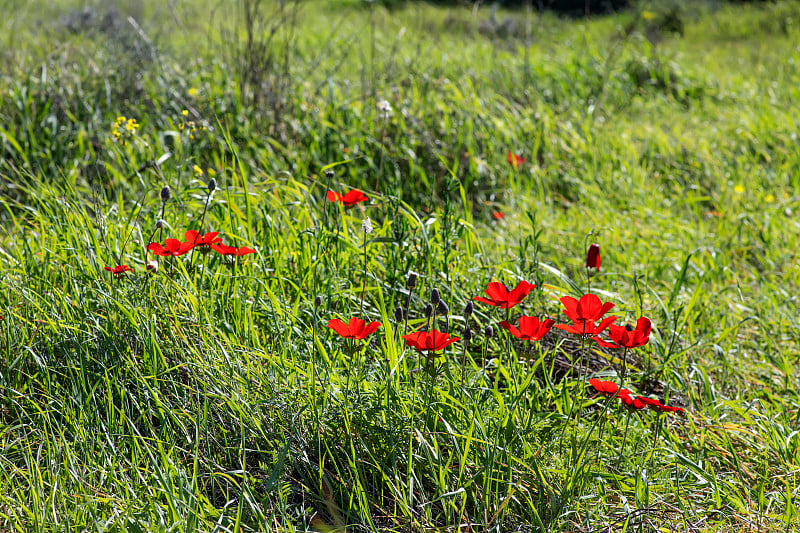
[641,10,656,20]
[765,194,775,203]
[112,116,139,145]
[182,109,189,116]
[188,87,199,98]
[193,164,203,176]
[734,185,745,194]
[207,168,217,177]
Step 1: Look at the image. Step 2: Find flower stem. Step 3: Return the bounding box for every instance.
[403,287,414,336]
[359,229,368,316]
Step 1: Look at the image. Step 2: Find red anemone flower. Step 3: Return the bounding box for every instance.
[326,189,368,206]
[185,230,222,251]
[326,317,381,340]
[588,378,622,398]
[619,393,646,410]
[560,294,615,324]
[492,211,505,220]
[474,280,534,309]
[148,238,195,257]
[586,243,600,272]
[211,243,257,257]
[637,396,684,414]
[402,330,460,353]
[555,316,617,336]
[592,317,652,349]
[104,265,132,276]
[507,151,525,169]
[499,316,554,341]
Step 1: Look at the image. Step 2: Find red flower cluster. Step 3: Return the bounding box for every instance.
[474,280,534,309]
[148,230,256,258]
[327,189,368,206]
[104,265,132,276]
[589,379,684,414]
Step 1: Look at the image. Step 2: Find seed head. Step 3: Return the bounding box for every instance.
[160,185,171,202]
[424,303,433,318]
[325,169,335,179]
[431,288,440,306]
[485,325,494,338]
[146,260,158,274]
[463,301,473,316]
[362,217,373,235]
[407,270,418,290]
[207,178,217,192]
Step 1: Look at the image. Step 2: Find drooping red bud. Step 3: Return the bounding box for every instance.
[586,243,601,272]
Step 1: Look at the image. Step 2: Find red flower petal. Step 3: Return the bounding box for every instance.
[327,318,351,338]
[341,190,368,206]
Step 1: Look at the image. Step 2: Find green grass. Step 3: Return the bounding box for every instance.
[2,0,800,531]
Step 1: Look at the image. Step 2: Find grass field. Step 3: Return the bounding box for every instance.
[2,0,800,531]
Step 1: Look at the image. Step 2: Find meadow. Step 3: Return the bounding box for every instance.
[2,0,800,531]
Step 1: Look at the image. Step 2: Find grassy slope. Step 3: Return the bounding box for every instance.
[2,0,800,531]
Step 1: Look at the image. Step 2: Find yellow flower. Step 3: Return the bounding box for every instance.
[734,185,745,194]
[765,194,775,203]
[193,164,203,176]
[188,87,199,98]
[182,109,189,116]
[641,10,656,20]
[207,168,217,177]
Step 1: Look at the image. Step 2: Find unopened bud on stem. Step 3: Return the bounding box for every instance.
[431,288,440,306]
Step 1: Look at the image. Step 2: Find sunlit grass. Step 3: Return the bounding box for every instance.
[1,0,800,531]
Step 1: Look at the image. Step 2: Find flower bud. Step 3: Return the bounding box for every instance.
[207,178,217,192]
[314,295,322,308]
[463,301,473,316]
[394,306,404,321]
[424,303,433,318]
[463,327,472,341]
[160,185,171,202]
[485,325,494,338]
[437,300,449,315]
[407,270,418,290]
[146,260,158,274]
[325,170,335,179]
[586,243,601,273]
[431,288,440,306]
[156,219,165,229]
